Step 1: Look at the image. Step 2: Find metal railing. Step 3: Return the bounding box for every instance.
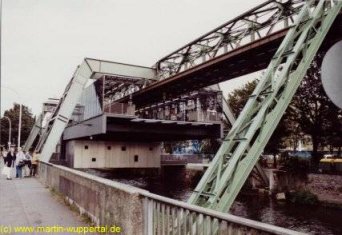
[142,192,305,235]
[187,110,221,122]
[137,109,221,123]
[161,154,206,165]
[103,102,135,116]
[39,161,305,235]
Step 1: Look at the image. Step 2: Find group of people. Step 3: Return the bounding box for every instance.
[1,147,39,180]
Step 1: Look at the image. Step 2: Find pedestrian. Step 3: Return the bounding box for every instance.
[15,147,26,179]
[1,149,7,168]
[2,147,16,180]
[31,151,39,177]
[23,151,32,177]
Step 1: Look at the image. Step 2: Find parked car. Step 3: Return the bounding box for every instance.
[319,156,342,173]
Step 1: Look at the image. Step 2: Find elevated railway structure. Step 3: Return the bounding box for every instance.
[117,0,341,108]
[188,0,342,212]
[25,0,341,224]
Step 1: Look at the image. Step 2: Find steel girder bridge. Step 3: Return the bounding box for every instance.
[25,0,341,216]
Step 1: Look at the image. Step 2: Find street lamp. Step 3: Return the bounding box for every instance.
[2,116,11,148]
[18,104,22,147]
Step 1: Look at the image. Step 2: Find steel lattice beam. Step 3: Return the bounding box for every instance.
[35,59,157,162]
[156,0,306,79]
[23,113,43,152]
[188,0,342,212]
[212,84,269,186]
[37,62,91,162]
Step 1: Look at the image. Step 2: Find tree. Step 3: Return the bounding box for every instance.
[228,80,258,116]
[228,80,290,153]
[324,111,342,155]
[0,103,35,148]
[290,52,342,166]
[200,139,221,154]
[227,51,342,168]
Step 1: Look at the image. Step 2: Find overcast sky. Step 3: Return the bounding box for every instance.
[1,0,264,116]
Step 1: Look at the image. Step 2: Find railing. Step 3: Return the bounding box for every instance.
[187,110,221,122]
[39,161,305,235]
[103,102,135,116]
[142,192,305,235]
[161,154,206,165]
[137,109,222,123]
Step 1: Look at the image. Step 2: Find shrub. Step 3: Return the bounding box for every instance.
[289,190,318,205]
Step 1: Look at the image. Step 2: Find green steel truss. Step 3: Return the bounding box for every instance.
[188,0,342,212]
[23,113,43,152]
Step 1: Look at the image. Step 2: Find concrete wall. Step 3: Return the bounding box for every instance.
[38,162,302,235]
[66,140,161,169]
[38,162,145,234]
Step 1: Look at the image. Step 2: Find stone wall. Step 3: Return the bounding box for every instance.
[38,161,146,234]
[305,173,342,205]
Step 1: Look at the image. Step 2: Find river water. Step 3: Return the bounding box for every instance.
[85,167,342,235]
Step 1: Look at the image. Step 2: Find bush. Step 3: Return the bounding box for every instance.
[289,190,318,205]
[281,156,310,173]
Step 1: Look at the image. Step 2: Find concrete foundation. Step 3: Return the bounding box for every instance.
[65,140,161,169]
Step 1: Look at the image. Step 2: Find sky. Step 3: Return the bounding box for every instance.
[1,0,264,116]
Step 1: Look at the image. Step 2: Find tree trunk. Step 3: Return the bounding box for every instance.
[311,136,320,170]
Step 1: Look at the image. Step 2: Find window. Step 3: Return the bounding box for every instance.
[121,146,126,151]
[91,158,96,162]
[134,155,139,162]
[84,145,88,150]
[107,146,111,150]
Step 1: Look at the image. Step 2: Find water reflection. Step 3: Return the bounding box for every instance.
[232,196,342,235]
[84,167,342,235]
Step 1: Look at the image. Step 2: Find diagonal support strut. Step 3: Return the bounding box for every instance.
[188,0,342,213]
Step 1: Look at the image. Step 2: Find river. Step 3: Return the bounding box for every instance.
[84,167,342,235]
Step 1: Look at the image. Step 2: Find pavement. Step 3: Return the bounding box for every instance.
[0,172,87,228]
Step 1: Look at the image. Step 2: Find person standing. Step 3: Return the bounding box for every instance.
[23,151,32,177]
[31,151,39,177]
[1,149,7,168]
[3,147,16,180]
[15,147,25,178]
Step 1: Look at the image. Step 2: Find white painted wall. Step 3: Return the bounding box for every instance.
[67,140,161,168]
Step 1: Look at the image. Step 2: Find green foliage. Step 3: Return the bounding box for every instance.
[227,51,342,164]
[228,80,258,116]
[0,103,35,147]
[280,155,310,173]
[289,190,318,205]
[200,139,221,154]
[289,51,342,166]
[228,80,289,153]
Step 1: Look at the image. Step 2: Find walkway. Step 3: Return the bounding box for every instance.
[0,174,87,228]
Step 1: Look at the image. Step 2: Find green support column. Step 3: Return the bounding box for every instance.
[189,0,342,212]
[23,113,43,152]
